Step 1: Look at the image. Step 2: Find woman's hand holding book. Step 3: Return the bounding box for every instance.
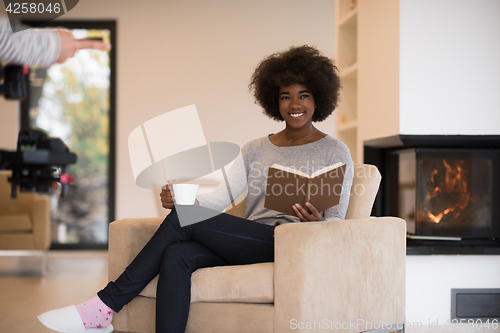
[292,202,326,222]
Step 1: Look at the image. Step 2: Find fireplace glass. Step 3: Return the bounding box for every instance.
[387,148,500,239]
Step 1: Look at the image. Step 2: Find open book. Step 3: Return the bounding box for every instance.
[264,162,346,216]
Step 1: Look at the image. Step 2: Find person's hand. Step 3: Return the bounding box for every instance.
[56,29,111,64]
[160,180,177,210]
[292,202,326,222]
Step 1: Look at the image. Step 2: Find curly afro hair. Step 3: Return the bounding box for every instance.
[249,45,341,122]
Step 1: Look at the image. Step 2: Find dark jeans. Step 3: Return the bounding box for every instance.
[98,206,275,333]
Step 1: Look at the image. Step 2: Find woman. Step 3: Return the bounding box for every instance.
[38,45,353,333]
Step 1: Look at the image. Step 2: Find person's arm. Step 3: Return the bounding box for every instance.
[0,16,110,67]
[1,16,59,67]
[195,151,248,212]
[160,150,249,213]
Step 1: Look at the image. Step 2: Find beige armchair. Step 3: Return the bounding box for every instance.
[108,164,406,333]
[0,172,51,250]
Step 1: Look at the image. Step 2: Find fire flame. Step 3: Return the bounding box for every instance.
[423,159,469,223]
[427,207,455,223]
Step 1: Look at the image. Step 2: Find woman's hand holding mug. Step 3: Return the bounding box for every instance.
[160,180,176,210]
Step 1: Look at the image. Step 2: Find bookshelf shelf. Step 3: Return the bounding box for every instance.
[334,0,360,163]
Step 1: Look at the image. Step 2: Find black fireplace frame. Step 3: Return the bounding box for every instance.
[364,135,500,255]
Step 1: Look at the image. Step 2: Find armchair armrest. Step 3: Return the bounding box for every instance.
[108,217,164,281]
[274,217,406,333]
[107,217,164,331]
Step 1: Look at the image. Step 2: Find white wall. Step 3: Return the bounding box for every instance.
[0,0,336,219]
[400,0,500,135]
[406,255,500,325]
[398,1,500,328]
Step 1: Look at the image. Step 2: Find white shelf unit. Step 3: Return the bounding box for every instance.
[334,0,360,163]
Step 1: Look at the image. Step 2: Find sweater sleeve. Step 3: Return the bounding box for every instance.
[0,16,60,67]
[196,151,248,212]
[322,140,354,221]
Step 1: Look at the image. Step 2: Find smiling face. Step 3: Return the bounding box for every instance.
[278,83,316,129]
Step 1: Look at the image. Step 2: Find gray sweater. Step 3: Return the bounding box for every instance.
[197,135,353,226]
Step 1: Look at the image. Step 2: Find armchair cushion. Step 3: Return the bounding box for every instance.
[139,262,274,303]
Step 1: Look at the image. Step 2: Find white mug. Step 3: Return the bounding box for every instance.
[172,184,199,205]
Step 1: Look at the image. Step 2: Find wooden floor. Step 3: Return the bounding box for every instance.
[2,252,497,333]
[0,251,112,333]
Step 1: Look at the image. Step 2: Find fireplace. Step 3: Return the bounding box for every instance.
[364,135,500,254]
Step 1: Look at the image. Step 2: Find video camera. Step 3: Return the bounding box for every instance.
[0,63,28,100]
[1,61,77,198]
[0,129,77,199]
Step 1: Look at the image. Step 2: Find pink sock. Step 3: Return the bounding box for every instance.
[75,295,113,329]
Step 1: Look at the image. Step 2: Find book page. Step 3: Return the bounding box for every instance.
[308,163,346,212]
[310,162,345,178]
[270,164,310,178]
[265,166,309,215]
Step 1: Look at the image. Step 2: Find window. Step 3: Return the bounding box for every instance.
[21,20,116,249]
